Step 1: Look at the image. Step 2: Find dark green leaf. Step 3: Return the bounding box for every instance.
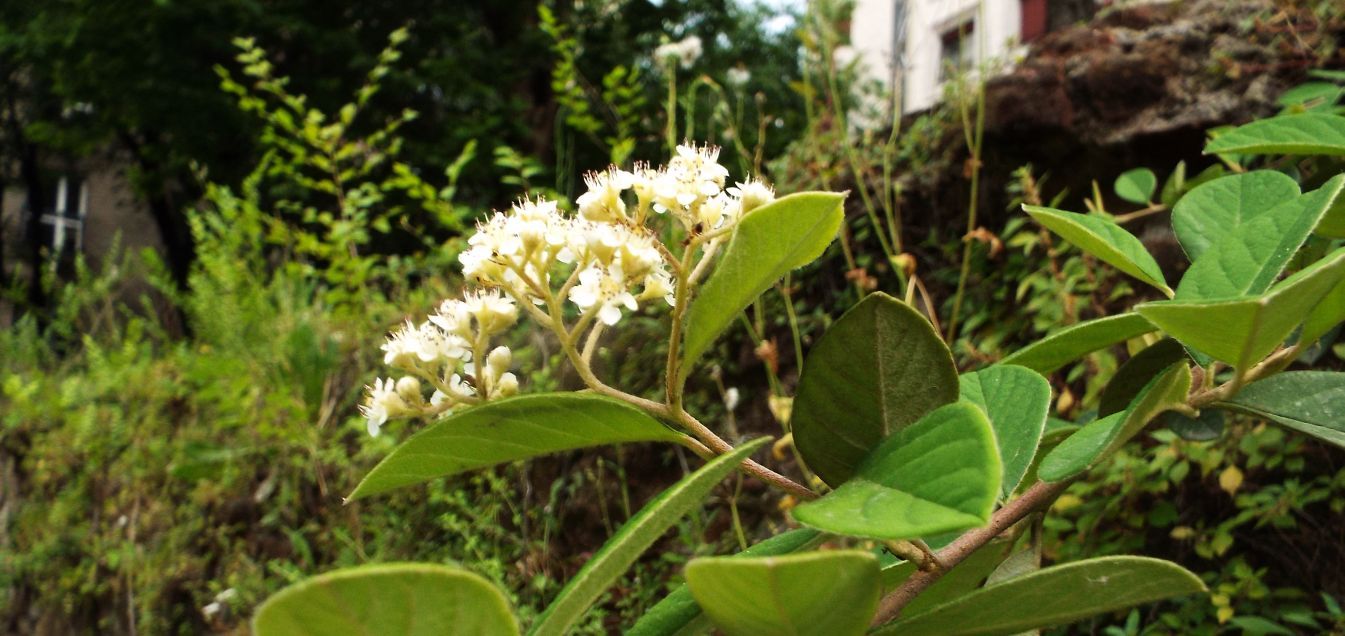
[960,366,1051,497]
[793,292,958,486]
[1001,314,1157,375]
[253,563,517,636]
[686,551,880,636]
[880,542,1012,617]
[529,438,770,635]
[1221,371,1345,448]
[1099,339,1187,417]
[680,192,846,379]
[1161,409,1226,442]
[792,402,1001,540]
[872,556,1206,636]
[349,394,683,500]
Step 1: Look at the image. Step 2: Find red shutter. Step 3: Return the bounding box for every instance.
[1021,0,1047,42]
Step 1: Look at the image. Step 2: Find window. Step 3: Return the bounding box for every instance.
[38,175,88,259]
[938,20,975,82]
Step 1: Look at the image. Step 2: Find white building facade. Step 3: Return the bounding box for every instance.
[849,0,1049,114]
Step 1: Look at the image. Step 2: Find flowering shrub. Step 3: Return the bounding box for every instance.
[254,101,1345,635]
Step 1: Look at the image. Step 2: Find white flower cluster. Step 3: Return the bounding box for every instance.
[361,143,776,437]
[360,289,520,436]
[654,35,703,69]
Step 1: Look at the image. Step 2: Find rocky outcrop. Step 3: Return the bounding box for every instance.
[986,0,1338,145]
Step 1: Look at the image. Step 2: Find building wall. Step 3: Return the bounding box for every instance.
[0,155,165,327]
[850,0,1025,114]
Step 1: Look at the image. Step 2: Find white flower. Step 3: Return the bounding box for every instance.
[655,35,702,69]
[575,169,634,223]
[463,288,519,336]
[382,321,468,369]
[570,264,639,326]
[726,67,750,88]
[724,387,741,411]
[639,269,677,307]
[361,377,411,437]
[728,178,776,216]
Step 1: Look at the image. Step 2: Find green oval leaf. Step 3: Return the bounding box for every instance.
[1024,205,1171,295]
[1161,409,1226,442]
[1205,113,1345,156]
[1171,171,1301,262]
[1114,168,1157,205]
[1221,371,1345,448]
[628,529,825,636]
[959,366,1051,498]
[1174,175,1344,301]
[679,191,845,378]
[253,563,517,636]
[792,402,1001,540]
[1000,313,1157,375]
[348,394,683,501]
[1098,338,1188,417]
[1039,363,1190,482]
[872,556,1206,636]
[1139,247,1345,369]
[529,438,770,636]
[793,292,958,486]
[685,550,880,636]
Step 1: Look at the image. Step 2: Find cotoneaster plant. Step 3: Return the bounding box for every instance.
[254,101,1345,635]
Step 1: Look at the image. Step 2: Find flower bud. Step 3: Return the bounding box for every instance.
[395,376,422,403]
[487,346,512,377]
[496,372,519,397]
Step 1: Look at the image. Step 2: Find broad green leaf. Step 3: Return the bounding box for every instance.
[628,529,824,636]
[685,551,880,636]
[793,292,958,486]
[1099,338,1188,417]
[530,438,769,636]
[1139,248,1345,369]
[1000,313,1157,375]
[1024,205,1171,294]
[1205,113,1345,156]
[880,541,1012,617]
[1221,371,1345,448]
[1174,176,1344,301]
[253,563,517,636]
[1039,363,1190,482]
[792,402,1001,540]
[1170,171,1301,261]
[959,366,1051,497]
[872,556,1206,636]
[349,394,682,500]
[1114,168,1157,205]
[680,192,845,378]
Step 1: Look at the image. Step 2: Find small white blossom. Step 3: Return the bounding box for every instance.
[728,178,776,216]
[361,377,411,437]
[726,67,750,88]
[654,35,702,69]
[570,264,639,326]
[575,168,634,223]
[724,387,741,411]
